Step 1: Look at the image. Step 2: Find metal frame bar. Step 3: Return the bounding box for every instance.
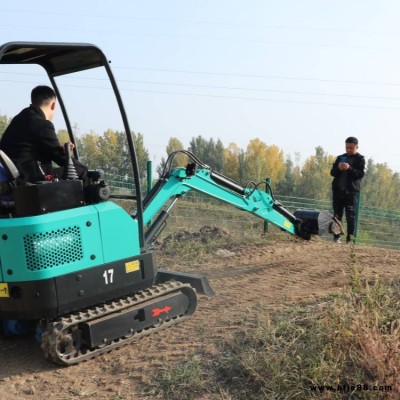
[0,42,145,249]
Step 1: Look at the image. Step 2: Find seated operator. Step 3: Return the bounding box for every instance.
[0,85,87,184]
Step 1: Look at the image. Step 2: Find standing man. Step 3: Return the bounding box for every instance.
[330,137,365,243]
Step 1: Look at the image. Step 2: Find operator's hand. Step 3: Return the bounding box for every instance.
[339,162,349,171]
[63,142,75,153]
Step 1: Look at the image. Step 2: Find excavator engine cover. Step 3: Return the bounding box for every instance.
[294,210,335,235]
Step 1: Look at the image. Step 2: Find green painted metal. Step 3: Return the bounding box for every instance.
[0,205,103,282]
[0,202,139,282]
[0,256,3,282]
[264,177,271,234]
[353,192,361,243]
[143,168,296,235]
[147,160,153,195]
[94,202,140,263]
[146,160,153,226]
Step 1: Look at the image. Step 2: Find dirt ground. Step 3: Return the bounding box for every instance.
[1,236,400,400]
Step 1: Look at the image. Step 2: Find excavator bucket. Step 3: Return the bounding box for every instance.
[294,210,343,236]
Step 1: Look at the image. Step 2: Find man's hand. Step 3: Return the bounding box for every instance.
[339,162,349,171]
[62,142,75,154]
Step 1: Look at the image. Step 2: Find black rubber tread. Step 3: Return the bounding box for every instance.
[40,281,197,365]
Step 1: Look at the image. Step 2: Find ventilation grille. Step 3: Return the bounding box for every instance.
[24,226,83,271]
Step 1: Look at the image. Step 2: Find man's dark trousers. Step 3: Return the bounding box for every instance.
[332,190,358,237]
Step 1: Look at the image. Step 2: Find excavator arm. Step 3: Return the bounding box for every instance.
[143,155,337,246]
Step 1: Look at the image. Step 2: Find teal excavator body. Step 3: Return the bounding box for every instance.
[0,42,337,365]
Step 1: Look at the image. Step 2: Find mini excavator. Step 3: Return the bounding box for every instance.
[0,42,340,365]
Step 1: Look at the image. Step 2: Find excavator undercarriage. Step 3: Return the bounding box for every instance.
[41,281,197,365]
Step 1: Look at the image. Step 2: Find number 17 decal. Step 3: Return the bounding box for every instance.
[103,269,114,285]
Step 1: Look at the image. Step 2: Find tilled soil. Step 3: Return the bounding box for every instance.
[1,237,400,399]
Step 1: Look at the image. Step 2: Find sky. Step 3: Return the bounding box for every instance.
[1,1,400,173]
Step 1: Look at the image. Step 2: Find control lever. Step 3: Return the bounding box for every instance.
[62,142,78,180]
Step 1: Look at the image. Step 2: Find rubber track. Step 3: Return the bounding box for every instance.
[41,281,197,365]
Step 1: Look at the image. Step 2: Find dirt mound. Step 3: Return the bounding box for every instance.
[161,225,229,246]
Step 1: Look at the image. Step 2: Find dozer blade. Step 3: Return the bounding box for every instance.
[156,269,215,297]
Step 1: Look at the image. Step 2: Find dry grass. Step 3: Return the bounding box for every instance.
[144,240,400,400]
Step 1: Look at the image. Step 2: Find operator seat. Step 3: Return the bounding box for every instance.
[0,150,20,181]
[0,150,20,209]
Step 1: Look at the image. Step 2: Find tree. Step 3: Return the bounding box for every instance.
[76,131,101,169]
[223,142,241,182]
[0,114,10,138]
[77,130,149,178]
[132,132,150,179]
[237,148,247,184]
[244,138,286,189]
[157,137,187,176]
[276,155,301,196]
[56,129,70,147]
[188,135,225,170]
[213,138,225,172]
[362,159,400,209]
[297,146,334,200]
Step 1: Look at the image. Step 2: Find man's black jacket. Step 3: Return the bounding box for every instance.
[0,105,68,180]
[330,152,365,193]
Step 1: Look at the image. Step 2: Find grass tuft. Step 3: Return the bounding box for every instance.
[143,355,209,400]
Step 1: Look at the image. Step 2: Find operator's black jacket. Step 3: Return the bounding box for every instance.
[0,105,68,181]
[330,152,365,194]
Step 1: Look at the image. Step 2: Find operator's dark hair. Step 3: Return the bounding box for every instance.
[345,136,358,145]
[31,85,56,107]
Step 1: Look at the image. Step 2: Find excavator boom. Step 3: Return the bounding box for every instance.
[143,158,336,246]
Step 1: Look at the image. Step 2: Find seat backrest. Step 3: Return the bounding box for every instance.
[0,150,20,181]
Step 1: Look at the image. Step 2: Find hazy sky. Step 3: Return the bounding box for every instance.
[1,1,400,172]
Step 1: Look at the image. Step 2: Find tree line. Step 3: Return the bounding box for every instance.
[160,135,400,211]
[0,113,399,210]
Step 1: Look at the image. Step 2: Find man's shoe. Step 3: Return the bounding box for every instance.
[333,235,341,243]
[346,234,355,244]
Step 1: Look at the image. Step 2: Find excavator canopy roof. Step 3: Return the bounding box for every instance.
[0,41,108,76]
